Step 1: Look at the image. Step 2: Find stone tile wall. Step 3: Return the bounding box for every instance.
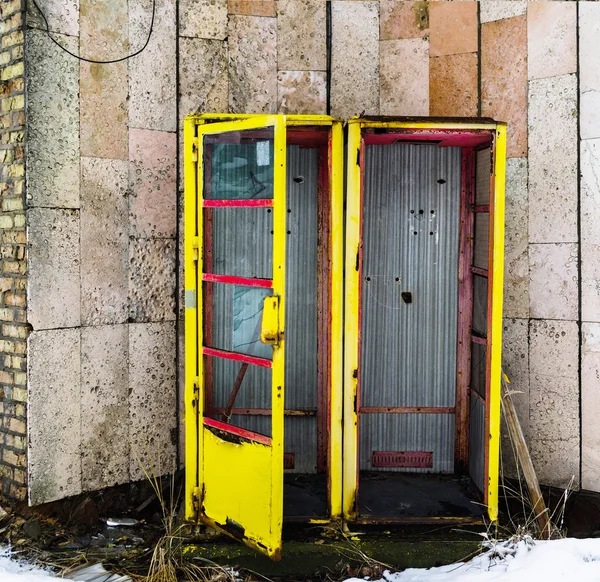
[17,0,600,502]
[0,0,26,500]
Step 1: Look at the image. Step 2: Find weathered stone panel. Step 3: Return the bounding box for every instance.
[129,322,177,481]
[480,0,526,25]
[380,38,428,117]
[529,243,578,321]
[129,0,177,132]
[129,238,177,323]
[277,0,326,72]
[81,324,130,491]
[580,4,600,141]
[28,328,81,505]
[503,158,529,319]
[228,15,277,114]
[529,319,580,488]
[26,30,79,208]
[179,37,228,117]
[228,0,275,17]
[80,0,128,159]
[429,52,477,117]
[528,1,576,81]
[380,0,429,41]
[130,129,177,239]
[28,208,80,330]
[27,0,79,36]
[81,158,129,326]
[582,323,600,491]
[277,71,327,115]
[429,1,477,57]
[331,1,379,119]
[180,0,227,40]
[481,15,527,158]
[528,74,578,244]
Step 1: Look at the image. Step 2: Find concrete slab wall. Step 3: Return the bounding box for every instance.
[19,0,600,502]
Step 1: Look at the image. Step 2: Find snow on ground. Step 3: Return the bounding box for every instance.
[346,537,600,582]
[0,547,55,581]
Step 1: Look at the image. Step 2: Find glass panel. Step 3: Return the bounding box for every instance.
[204,355,272,437]
[475,148,491,206]
[472,274,488,338]
[471,342,487,400]
[203,127,275,200]
[204,207,273,279]
[473,212,490,270]
[204,282,273,360]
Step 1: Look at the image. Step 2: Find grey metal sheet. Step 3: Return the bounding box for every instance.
[359,414,455,473]
[469,393,485,493]
[473,213,490,270]
[359,143,461,473]
[472,274,488,337]
[475,148,491,206]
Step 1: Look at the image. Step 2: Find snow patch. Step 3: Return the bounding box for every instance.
[0,546,56,581]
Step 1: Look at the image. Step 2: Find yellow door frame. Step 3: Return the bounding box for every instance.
[343,118,506,523]
[184,114,345,554]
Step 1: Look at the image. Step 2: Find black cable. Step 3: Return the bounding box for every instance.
[30,0,156,64]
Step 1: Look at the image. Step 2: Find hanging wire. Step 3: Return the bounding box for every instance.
[30,0,156,64]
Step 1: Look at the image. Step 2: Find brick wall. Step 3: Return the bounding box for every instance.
[0,0,27,501]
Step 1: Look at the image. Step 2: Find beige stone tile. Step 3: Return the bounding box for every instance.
[278,0,326,71]
[481,15,527,158]
[81,158,129,326]
[130,129,177,239]
[429,53,477,117]
[500,317,529,479]
[331,1,379,118]
[529,437,579,489]
[528,1,576,80]
[129,322,177,480]
[228,0,276,17]
[380,38,428,116]
[582,322,600,491]
[528,75,578,243]
[228,15,277,114]
[529,243,578,321]
[529,319,579,451]
[129,238,177,323]
[580,4,600,141]
[28,208,80,330]
[27,0,79,36]
[180,0,227,39]
[429,1,477,57]
[129,0,177,132]
[479,0,526,24]
[278,71,327,115]
[81,325,130,492]
[504,158,529,319]
[28,329,81,505]
[26,31,79,208]
[380,0,428,40]
[582,243,600,325]
[80,0,128,159]
[179,38,228,117]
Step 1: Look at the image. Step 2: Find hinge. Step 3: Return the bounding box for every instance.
[192,138,199,162]
[192,237,200,261]
[192,486,202,513]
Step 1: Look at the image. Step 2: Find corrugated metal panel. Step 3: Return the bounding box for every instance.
[475,148,491,206]
[472,274,488,337]
[360,143,461,473]
[359,414,455,473]
[208,145,319,473]
[473,213,490,270]
[469,393,485,493]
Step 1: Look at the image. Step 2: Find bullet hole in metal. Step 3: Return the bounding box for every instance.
[271,230,274,234]
[366,277,371,282]
[401,292,413,304]
[430,210,435,214]
[419,209,424,215]
[413,231,418,235]
[287,208,291,213]
[437,179,446,184]
[293,175,305,184]
[267,209,271,213]
[287,230,291,234]
[410,209,415,214]
[395,277,400,282]
[430,232,434,235]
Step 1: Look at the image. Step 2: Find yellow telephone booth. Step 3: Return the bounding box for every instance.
[184,114,506,559]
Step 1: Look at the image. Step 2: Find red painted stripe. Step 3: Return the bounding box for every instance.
[471,266,489,278]
[472,335,487,346]
[202,273,273,288]
[203,417,272,446]
[203,347,272,368]
[202,199,273,208]
[475,205,490,213]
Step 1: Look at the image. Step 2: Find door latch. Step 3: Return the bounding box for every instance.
[260,295,280,345]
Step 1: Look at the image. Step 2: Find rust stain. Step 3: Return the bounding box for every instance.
[413,1,429,32]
